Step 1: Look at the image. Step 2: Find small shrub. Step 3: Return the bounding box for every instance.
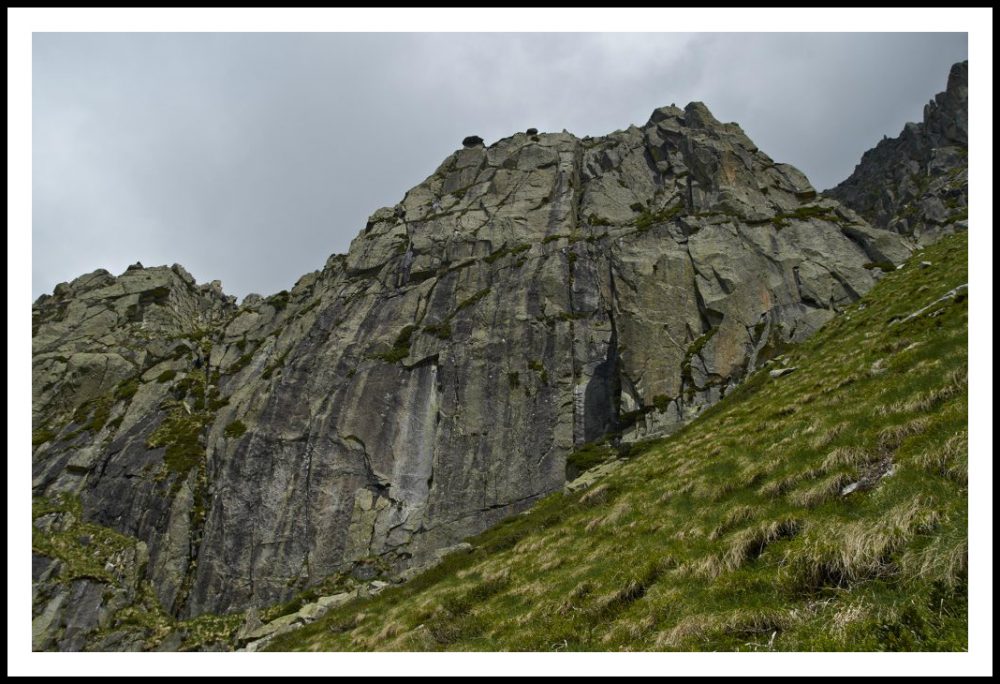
[267,290,291,312]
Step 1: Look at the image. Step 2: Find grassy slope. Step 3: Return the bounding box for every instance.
[274,232,968,651]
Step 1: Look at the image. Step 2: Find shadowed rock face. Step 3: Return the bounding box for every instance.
[32,98,912,646]
[827,61,968,245]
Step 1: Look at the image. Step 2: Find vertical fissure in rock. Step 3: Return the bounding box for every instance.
[582,260,622,443]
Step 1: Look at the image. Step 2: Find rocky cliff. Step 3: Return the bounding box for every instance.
[32,97,913,650]
[827,61,968,245]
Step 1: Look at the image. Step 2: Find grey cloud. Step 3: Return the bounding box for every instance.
[32,32,967,301]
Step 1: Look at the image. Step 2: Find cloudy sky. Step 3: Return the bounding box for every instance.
[32,32,967,301]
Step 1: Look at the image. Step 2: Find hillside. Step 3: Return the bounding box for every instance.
[267,231,968,651]
[31,61,971,652]
[31,96,911,651]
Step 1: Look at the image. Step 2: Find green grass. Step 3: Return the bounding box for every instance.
[368,325,415,364]
[769,204,839,230]
[484,243,531,265]
[424,321,452,340]
[223,420,247,439]
[267,232,968,652]
[565,441,616,479]
[266,290,291,312]
[146,409,207,476]
[635,204,685,231]
[156,369,177,383]
[32,428,57,446]
[32,494,136,584]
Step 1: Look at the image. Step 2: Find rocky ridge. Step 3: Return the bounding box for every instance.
[32,95,914,650]
[827,61,968,245]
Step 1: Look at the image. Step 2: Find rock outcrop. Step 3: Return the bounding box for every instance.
[32,98,912,650]
[827,61,968,245]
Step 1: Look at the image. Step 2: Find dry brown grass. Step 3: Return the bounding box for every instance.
[758,466,822,498]
[578,483,611,506]
[878,416,932,451]
[911,430,968,484]
[900,534,967,588]
[811,421,849,449]
[821,446,874,471]
[788,472,854,508]
[783,497,943,591]
[692,518,800,579]
[708,505,756,541]
[585,501,632,532]
[655,608,797,649]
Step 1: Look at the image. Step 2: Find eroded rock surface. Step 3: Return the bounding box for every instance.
[32,98,912,649]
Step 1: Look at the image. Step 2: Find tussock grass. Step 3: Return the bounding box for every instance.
[911,430,968,484]
[788,473,854,508]
[783,497,944,593]
[694,518,801,579]
[821,446,874,471]
[266,233,968,652]
[707,505,756,540]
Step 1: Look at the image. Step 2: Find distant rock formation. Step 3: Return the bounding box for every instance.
[827,61,968,245]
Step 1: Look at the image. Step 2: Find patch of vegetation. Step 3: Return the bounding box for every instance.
[146,409,207,477]
[32,494,136,584]
[156,369,177,383]
[455,288,491,313]
[223,420,247,439]
[588,215,613,227]
[71,396,114,434]
[945,209,968,224]
[424,320,451,340]
[368,325,415,364]
[770,204,838,230]
[114,378,141,402]
[266,290,291,312]
[864,262,896,272]
[229,350,257,375]
[651,394,673,412]
[681,327,719,394]
[266,232,969,653]
[618,405,655,430]
[32,427,57,446]
[527,359,549,385]
[484,243,531,265]
[566,440,616,479]
[635,204,685,232]
[262,349,291,379]
[259,574,354,624]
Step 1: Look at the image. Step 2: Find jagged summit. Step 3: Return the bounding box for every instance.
[33,87,915,650]
[827,61,968,244]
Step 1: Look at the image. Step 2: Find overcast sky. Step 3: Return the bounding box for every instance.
[32,32,967,301]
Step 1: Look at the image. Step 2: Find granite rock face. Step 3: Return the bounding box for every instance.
[827,61,968,245]
[32,99,911,649]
